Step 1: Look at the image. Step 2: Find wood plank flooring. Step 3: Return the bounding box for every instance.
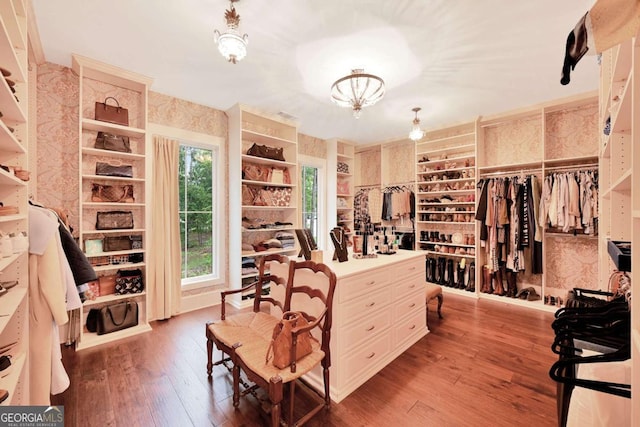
[52,293,559,426]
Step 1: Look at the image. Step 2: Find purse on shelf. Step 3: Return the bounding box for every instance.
[103,235,142,252]
[84,238,103,255]
[265,311,316,369]
[86,301,138,335]
[91,184,135,203]
[95,131,131,153]
[115,269,144,294]
[96,161,133,178]
[98,274,117,295]
[96,211,134,230]
[246,143,285,162]
[94,97,129,126]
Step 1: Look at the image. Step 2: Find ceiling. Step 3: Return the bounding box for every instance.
[31,0,600,144]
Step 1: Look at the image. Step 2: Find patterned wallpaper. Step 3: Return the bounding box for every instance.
[355,148,381,186]
[482,115,543,166]
[298,133,327,158]
[382,141,414,186]
[544,235,599,294]
[545,103,598,159]
[148,92,227,138]
[35,62,80,227]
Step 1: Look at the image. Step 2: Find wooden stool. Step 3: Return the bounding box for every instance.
[425,282,443,319]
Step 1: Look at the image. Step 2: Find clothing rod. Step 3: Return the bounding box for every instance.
[544,163,598,173]
[480,168,542,178]
[355,184,380,189]
[383,181,415,187]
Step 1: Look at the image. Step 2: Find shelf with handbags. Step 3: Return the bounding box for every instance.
[335,141,355,236]
[229,104,299,306]
[73,54,152,350]
[0,0,28,405]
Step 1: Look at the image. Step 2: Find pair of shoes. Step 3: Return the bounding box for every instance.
[515,287,541,301]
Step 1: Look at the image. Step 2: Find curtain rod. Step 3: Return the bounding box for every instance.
[480,168,542,178]
[544,163,598,173]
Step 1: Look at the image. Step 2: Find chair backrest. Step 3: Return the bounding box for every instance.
[284,260,337,366]
[253,254,289,313]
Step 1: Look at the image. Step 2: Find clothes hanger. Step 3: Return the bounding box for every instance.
[549,343,631,398]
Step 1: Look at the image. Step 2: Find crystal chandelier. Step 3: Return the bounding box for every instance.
[330,69,385,118]
[409,107,425,141]
[214,0,248,64]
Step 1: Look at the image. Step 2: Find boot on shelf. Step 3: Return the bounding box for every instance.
[481,265,494,293]
[493,264,506,296]
[435,257,445,285]
[456,260,466,289]
[445,259,455,287]
[426,257,435,283]
[465,261,476,292]
[506,270,518,298]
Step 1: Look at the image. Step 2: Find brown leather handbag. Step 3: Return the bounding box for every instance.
[95,131,131,153]
[265,311,316,369]
[91,184,135,203]
[96,211,134,230]
[94,97,129,126]
[96,161,133,178]
[247,143,285,162]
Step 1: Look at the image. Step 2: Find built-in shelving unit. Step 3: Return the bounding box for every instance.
[227,104,299,305]
[598,30,639,421]
[72,54,153,350]
[0,0,29,405]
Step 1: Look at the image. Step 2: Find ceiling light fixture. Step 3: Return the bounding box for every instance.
[330,69,385,119]
[409,107,425,141]
[214,0,248,64]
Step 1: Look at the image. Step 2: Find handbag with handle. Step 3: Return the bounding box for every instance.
[91,183,135,203]
[96,161,133,178]
[247,143,285,162]
[95,131,131,153]
[265,311,316,369]
[115,269,144,294]
[94,97,129,126]
[94,301,139,335]
[103,235,142,252]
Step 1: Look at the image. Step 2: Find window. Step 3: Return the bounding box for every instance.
[299,156,326,248]
[179,143,219,286]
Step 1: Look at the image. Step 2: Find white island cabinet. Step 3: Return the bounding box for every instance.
[270,250,427,402]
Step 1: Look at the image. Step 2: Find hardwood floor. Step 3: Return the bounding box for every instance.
[52,293,559,426]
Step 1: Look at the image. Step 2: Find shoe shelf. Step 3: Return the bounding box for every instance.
[418,201,475,206]
[242,227,295,233]
[242,179,294,188]
[417,189,475,195]
[0,120,24,153]
[417,165,475,175]
[418,177,475,185]
[419,241,475,248]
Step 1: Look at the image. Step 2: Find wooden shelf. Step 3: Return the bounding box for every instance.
[242,129,296,148]
[241,154,296,167]
[422,250,476,259]
[0,119,24,153]
[241,179,293,188]
[242,205,296,210]
[0,16,25,82]
[82,147,145,160]
[416,165,475,175]
[82,174,145,183]
[83,202,145,208]
[0,351,27,405]
[82,291,147,308]
[92,262,146,272]
[417,189,475,195]
[76,323,152,350]
[478,161,542,174]
[0,287,26,335]
[417,131,475,146]
[418,221,475,225]
[0,214,25,223]
[241,247,297,258]
[0,250,26,271]
[82,118,146,138]
[81,228,146,236]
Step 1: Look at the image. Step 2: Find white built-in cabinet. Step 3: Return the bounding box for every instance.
[327,139,355,237]
[598,30,639,421]
[0,0,29,405]
[71,54,153,350]
[227,104,299,306]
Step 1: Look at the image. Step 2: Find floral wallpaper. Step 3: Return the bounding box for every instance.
[482,116,543,166]
[355,148,381,186]
[382,141,414,186]
[545,102,598,159]
[298,133,326,158]
[35,62,80,227]
[544,235,599,298]
[148,92,227,138]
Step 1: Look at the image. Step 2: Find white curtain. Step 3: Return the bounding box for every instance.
[150,135,181,319]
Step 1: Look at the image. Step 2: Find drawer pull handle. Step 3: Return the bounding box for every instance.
[366,352,376,359]
[366,325,375,332]
[366,280,376,286]
[409,324,416,330]
[409,303,416,308]
[409,267,416,271]
[409,284,416,289]
[366,302,375,308]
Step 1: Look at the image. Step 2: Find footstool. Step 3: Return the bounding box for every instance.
[425,282,443,319]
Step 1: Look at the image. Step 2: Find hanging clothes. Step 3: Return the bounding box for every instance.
[28,204,70,405]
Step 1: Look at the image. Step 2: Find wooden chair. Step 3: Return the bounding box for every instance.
[232,260,337,427]
[206,254,290,376]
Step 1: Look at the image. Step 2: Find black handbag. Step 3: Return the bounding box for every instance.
[95,131,131,153]
[87,301,139,335]
[103,235,142,252]
[246,143,285,162]
[95,161,133,178]
[94,97,129,126]
[115,269,144,294]
[96,211,134,230]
